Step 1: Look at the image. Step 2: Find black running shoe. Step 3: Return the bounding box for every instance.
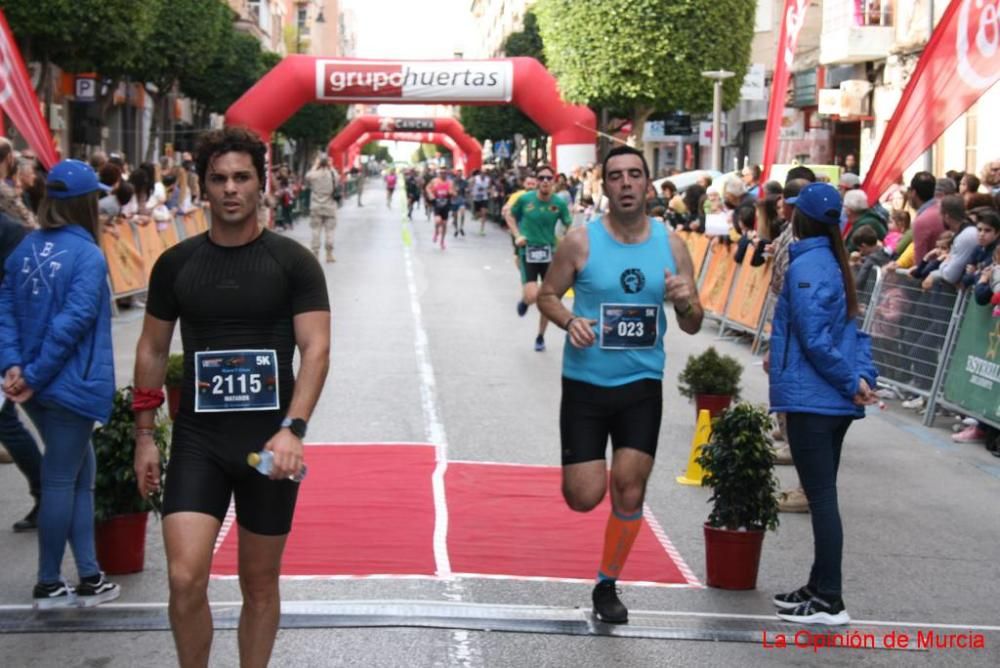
[776,595,850,626]
[75,572,121,608]
[592,580,628,624]
[33,581,76,610]
[12,502,38,532]
[773,585,814,610]
[516,301,528,317]
[534,335,545,352]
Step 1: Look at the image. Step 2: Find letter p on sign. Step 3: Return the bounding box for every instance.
[75,77,96,102]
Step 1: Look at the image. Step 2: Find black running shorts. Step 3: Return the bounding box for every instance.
[433,205,451,220]
[163,415,299,536]
[559,377,663,465]
[473,200,489,213]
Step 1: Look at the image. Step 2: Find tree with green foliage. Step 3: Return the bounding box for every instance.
[277,103,347,174]
[459,11,545,155]
[0,1,159,81]
[361,143,392,164]
[535,0,755,149]
[180,30,266,126]
[131,0,233,160]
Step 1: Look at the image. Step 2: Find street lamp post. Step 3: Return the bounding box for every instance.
[296,1,326,54]
[701,70,735,172]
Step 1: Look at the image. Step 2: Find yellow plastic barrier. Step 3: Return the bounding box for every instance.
[101,222,146,296]
[698,240,737,316]
[724,252,773,331]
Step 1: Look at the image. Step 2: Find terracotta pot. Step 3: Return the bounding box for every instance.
[703,523,765,590]
[695,393,732,419]
[95,511,149,575]
[166,386,181,421]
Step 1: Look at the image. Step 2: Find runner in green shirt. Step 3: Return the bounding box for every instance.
[505,164,572,351]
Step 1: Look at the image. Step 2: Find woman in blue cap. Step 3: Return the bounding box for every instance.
[0,159,120,609]
[767,182,879,625]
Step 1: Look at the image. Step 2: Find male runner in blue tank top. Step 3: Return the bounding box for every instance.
[538,145,704,624]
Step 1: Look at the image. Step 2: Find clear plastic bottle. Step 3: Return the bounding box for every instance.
[246,450,307,482]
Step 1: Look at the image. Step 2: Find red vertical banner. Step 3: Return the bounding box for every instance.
[863,0,1000,201]
[0,10,58,168]
[761,0,811,183]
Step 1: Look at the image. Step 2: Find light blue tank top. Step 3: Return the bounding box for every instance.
[563,218,677,387]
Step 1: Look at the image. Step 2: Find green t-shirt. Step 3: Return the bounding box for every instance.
[511,191,572,246]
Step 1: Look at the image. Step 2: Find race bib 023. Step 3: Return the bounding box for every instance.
[599,303,659,349]
[194,349,280,413]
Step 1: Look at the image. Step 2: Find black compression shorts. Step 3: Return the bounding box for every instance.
[473,200,489,213]
[433,205,451,220]
[163,416,299,535]
[559,377,663,465]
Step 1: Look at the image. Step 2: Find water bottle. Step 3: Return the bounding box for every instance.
[246,450,307,482]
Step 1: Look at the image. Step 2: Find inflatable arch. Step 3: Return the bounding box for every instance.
[343,131,471,172]
[330,116,482,173]
[225,56,596,172]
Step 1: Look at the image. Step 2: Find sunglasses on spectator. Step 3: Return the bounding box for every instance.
[537,175,554,182]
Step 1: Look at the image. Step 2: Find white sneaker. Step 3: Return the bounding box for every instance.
[901,396,925,411]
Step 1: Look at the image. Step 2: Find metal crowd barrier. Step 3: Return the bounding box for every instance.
[865,270,963,404]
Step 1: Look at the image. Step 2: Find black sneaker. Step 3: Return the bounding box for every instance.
[776,595,850,626]
[75,573,121,608]
[516,301,528,317]
[773,585,814,610]
[534,335,545,352]
[12,502,39,532]
[592,580,628,624]
[33,581,76,610]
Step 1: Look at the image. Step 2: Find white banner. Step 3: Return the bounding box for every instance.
[316,60,513,103]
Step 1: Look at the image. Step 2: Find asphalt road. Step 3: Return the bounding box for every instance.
[1,185,998,667]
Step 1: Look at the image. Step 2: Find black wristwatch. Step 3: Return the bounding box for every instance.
[281,417,308,439]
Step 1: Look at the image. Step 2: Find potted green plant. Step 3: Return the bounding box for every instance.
[92,387,169,575]
[695,402,780,589]
[164,352,184,421]
[678,346,743,418]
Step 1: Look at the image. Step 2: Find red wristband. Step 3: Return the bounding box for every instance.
[132,387,166,412]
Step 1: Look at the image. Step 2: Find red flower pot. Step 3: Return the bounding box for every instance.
[166,386,181,421]
[95,512,149,575]
[695,393,732,419]
[703,523,765,590]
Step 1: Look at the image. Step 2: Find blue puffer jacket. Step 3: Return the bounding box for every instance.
[769,236,878,417]
[0,225,114,424]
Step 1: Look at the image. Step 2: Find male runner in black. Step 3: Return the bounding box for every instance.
[132,127,330,667]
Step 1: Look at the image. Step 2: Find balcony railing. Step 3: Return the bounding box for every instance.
[854,0,892,27]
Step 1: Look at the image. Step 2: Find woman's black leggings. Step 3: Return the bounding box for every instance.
[785,412,854,599]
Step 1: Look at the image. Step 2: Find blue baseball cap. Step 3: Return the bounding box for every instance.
[785,182,842,226]
[45,159,112,200]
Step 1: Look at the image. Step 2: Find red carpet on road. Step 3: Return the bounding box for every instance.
[211,444,694,586]
[447,461,689,585]
[212,445,438,576]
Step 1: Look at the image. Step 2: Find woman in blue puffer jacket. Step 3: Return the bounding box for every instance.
[0,160,120,609]
[766,182,879,627]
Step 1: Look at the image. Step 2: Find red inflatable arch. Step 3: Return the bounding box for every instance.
[330,116,482,173]
[343,131,470,172]
[225,56,596,172]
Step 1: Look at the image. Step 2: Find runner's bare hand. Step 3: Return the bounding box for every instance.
[266,429,305,480]
[664,269,694,305]
[567,318,597,349]
[134,438,161,498]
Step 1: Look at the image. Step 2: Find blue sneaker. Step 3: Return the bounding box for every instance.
[534,335,545,352]
[517,301,528,317]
